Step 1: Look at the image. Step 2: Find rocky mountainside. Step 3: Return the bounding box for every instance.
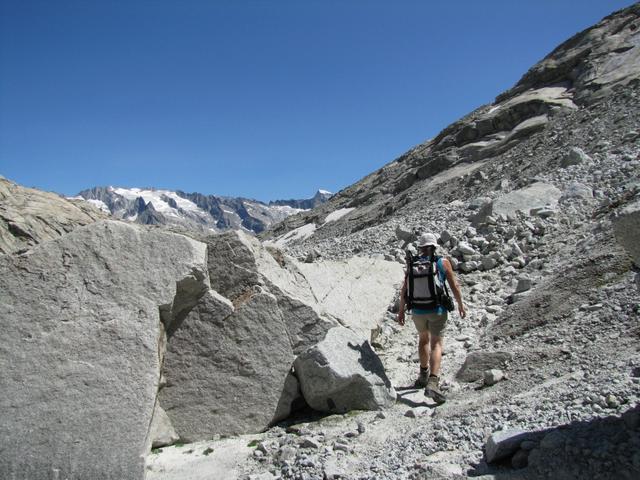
[1,4,639,480]
[76,186,332,234]
[263,4,640,248]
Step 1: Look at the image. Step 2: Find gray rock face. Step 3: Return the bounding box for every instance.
[159,288,329,440]
[613,199,640,265]
[159,231,338,440]
[295,257,404,340]
[294,327,396,413]
[456,351,513,383]
[492,183,562,218]
[0,220,209,480]
[0,176,106,254]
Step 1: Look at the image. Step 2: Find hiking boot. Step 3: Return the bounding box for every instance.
[425,375,446,404]
[413,369,429,388]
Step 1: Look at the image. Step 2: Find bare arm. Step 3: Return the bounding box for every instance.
[442,258,466,318]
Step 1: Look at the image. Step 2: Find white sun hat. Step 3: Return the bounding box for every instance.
[417,232,438,248]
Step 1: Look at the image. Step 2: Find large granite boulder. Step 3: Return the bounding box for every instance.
[0,175,106,254]
[456,351,514,383]
[159,231,338,440]
[159,232,401,439]
[293,326,396,413]
[0,220,209,480]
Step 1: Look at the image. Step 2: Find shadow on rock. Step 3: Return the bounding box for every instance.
[469,405,640,480]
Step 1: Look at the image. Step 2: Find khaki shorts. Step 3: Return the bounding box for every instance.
[412,312,448,337]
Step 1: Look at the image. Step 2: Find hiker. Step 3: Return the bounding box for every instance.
[396,232,466,403]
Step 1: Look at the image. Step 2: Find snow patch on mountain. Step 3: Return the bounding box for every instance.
[85,199,111,213]
[111,187,200,216]
[324,207,355,224]
[269,223,317,247]
[76,186,329,234]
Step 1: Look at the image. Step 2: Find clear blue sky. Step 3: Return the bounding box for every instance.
[0,1,635,202]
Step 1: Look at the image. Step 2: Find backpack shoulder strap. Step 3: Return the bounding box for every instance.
[405,251,414,309]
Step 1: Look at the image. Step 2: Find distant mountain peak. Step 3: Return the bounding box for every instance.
[76,186,330,234]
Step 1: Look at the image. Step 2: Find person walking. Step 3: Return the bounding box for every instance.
[396,232,466,403]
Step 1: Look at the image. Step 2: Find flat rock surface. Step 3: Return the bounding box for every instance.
[295,257,404,339]
[492,182,562,217]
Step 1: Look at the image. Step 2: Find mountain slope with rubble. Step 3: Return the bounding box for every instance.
[145,5,640,480]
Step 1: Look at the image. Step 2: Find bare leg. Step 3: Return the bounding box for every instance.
[429,335,444,376]
[418,330,431,369]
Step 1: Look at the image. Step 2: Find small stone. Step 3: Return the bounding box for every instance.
[357,421,366,434]
[376,412,387,420]
[279,446,297,462]
[482,257,498,270]
[606,394,620,409]
[396,226,415,243]
[457,241,476,255]
[515,277,532,293]
[532,208,556,218]
[587,303,604,311]
[440,230,453,243]
[461,261,480,273]
[484,369,505,386]
[253,449,264,459]
[333,442,349,452]
[324,458,344,480]
[512,256,526,268]
[562,147,591,167]
[502,266,517,276]
[300,437,321,449]
[468,197,492,210]
[623,131,639,143]
[485,429,531,463]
